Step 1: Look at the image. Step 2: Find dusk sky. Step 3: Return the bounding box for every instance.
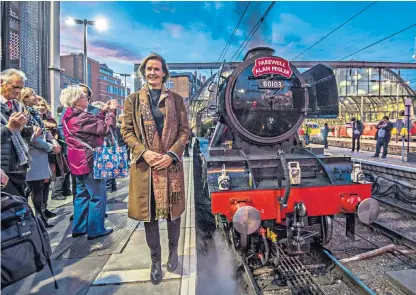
[60,1,416,89]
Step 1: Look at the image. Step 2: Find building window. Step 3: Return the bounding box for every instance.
[166,80,174,89]
[107,85,111,93]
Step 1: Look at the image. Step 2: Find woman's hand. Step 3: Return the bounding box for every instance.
[52,145,62,154]
[153,154,173,170]
[44,121,57,129]
[143,150,163,166]
[1,169,9,188]
[110,100,119,110]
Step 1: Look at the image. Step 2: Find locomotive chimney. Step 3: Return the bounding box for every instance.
[243,47,275,61]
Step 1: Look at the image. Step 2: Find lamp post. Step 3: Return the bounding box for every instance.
[115,72,135,100]
[65,17,107,86]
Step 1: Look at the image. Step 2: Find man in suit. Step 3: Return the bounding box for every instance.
[0,69,39,198]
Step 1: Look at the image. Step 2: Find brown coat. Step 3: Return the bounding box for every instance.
[121,85,190,221]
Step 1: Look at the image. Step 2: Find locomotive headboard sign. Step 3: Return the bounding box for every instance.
[252,57,293,78]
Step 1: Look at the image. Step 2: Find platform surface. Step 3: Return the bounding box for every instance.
[3,156,196,295]
[386,269,416,295]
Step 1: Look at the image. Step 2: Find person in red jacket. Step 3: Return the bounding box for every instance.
[60,85,119,240]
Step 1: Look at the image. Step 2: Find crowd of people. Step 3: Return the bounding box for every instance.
[1,52,191,285]
[0,68,125,234]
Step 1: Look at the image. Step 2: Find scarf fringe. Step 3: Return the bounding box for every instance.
[171,192,182,204]
[156,207,169,220]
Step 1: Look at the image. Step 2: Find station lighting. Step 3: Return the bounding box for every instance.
[64,17,79,26]
[64,16,109,85]
[95,18,108,31]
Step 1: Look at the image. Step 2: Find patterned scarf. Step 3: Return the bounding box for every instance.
[0,111,30,167]
[25,106,45,130]
[139,88,184,220]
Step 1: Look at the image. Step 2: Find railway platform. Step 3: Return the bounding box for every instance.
[3,157,197,295]
[325,145,416,170]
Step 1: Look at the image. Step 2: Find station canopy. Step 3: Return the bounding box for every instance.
[189,65,416,125]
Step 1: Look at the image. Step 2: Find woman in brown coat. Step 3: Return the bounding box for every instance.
[121,53,190,285]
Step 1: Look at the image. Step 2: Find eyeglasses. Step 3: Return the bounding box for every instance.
[11,85,23,90]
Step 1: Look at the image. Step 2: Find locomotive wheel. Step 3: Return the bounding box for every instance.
[320,216,333,245]
[229,227,249,251]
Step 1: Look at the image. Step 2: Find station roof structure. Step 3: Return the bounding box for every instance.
[182,60,416,123]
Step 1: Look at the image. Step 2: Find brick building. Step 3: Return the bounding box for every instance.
[60,53,130,105]
[165,71,205,109]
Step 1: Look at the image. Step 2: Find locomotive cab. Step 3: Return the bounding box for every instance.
[199,47,379,258]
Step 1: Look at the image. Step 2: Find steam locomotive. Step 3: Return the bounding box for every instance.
[198,47,380,261]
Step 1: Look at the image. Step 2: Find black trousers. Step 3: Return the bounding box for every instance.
[51,172,72,198]
[27,180,47,215]
[323,137,328,148]
[375,137,389,157]
[352,134,361,152]
[106,178,117,190]
[144,187,181,263]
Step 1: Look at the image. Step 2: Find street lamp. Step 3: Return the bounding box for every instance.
[115,72,135,100]
[65,17,108,85]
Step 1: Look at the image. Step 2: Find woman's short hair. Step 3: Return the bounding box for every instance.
[138,53,170,83]
[37,95,51,112]
[91,101,106,110]
[60,85,85,108]
[18,87,35,104]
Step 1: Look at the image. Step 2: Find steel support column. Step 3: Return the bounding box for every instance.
[48,1,63,116]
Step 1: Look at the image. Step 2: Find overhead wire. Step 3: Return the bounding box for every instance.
[217,1,251,63]
[229,1,276,62]
[339,23,416,61]
[291,1,377,61]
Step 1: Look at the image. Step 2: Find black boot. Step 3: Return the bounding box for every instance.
[167,217,181,272]
[43,182,57,218]
[167,250,178,272]
[41,205,54,228]
[150,261,162,285]
[44,208,57,218]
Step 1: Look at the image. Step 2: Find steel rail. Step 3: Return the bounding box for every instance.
[367,221,416,250]
[228,236,261,295]
[373,196,416,219]
[323,249,376,295]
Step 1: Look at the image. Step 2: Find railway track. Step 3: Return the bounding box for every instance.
[373,196,416,219]
[367,197,416,250]
[366,221,416,250]
[227,233,376,295]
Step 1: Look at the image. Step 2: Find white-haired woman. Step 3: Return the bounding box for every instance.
[60,85,119,240]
